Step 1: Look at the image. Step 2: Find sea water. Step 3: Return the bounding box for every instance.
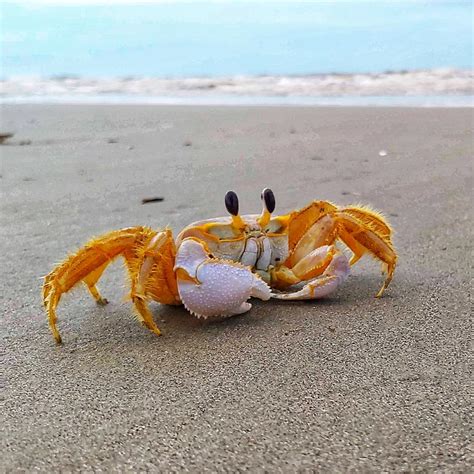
[1,1,472,105]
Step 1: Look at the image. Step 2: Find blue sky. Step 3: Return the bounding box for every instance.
[2,1,472,77]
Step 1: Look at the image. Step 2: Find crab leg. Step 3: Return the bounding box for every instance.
[272,249,350,300]
[128,230,180,336]
[286,201,397,297]
[43,227,178,343]
[334,210,396,297]
[174,238,271,318]
[82,261,110,305]
[43,227,154,343]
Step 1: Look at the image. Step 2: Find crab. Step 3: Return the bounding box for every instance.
[43,189,397,343]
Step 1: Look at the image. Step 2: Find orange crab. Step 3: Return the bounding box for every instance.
[43,189,397,343]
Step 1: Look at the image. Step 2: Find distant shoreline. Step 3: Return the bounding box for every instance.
[2,95,472,108]
[1,70,472,106]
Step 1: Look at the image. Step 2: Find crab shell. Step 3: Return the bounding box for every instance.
[172,214,289,318]
[178,215,290,268]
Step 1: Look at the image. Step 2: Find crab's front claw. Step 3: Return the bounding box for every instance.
[271,249,350,300]
[174,238,271,318]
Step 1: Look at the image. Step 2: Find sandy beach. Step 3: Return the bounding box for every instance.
[1,104,472,471]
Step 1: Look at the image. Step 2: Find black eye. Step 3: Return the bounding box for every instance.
[225,190,239,216]
[261,188,276,213]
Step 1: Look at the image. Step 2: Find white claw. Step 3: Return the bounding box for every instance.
[175,239,271,319]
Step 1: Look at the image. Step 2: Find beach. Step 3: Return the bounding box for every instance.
[1,104,472,471]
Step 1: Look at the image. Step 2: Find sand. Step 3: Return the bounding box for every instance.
[1,105,472,472]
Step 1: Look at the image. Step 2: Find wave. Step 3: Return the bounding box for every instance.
[1,69,472,102]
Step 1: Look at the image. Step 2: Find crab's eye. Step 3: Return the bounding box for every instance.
[225,190,239,216]
[261,188,276,213]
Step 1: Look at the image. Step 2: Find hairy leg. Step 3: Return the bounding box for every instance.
[43,227,158,343]
[128,230,180,336]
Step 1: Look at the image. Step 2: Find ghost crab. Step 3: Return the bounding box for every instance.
[43,189,397,343]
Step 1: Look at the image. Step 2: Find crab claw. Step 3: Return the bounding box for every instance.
[271,249,350,300]
[174,238,271,319]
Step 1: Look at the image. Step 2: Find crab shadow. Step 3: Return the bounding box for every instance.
[54,271,407,351]
[150,274,380,332]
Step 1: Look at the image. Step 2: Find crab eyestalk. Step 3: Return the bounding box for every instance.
[258,188,276,228]
[225,190,245,230]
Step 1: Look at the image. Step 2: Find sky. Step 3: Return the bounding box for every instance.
[2,1,472,77]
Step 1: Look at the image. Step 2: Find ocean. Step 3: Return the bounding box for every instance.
[1,1,473,105]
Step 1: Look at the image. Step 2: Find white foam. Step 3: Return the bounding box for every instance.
[1,69,472,105]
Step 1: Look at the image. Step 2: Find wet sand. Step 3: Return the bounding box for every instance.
[1,105,472,471]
